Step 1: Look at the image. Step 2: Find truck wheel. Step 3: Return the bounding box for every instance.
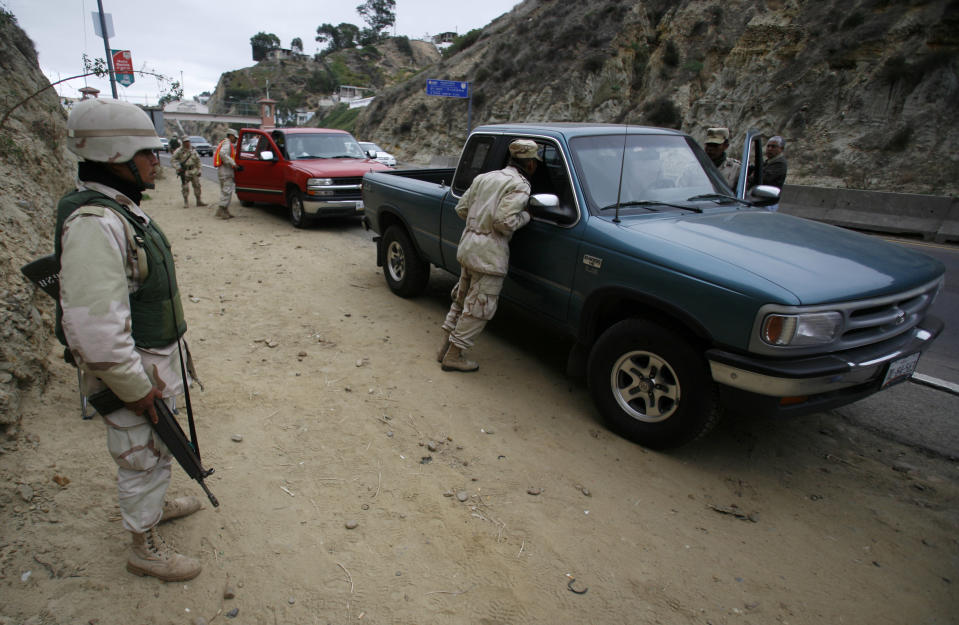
[288,190,311,228]
[587,319,720,449]
[382,225,429,297]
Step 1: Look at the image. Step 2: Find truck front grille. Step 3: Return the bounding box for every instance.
[838,280,941,350]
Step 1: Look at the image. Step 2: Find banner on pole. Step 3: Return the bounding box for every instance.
[111,49,135,87]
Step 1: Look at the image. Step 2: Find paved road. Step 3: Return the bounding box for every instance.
[885,237,958,384]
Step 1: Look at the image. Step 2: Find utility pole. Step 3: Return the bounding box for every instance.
[96,0,118,98]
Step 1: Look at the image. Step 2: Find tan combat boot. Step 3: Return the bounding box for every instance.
[196,199,207,207]
[127,526,202,581]
[441,345,479,372]
[436,331,451,362]
[159,496,203,523]
[214,207,229,219]
[182,197,189,208]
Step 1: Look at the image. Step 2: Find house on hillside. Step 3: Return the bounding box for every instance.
[335,86,371,102]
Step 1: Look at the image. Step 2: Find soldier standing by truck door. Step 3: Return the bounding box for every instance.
[57,98,204,581]
[437,139,540,372]
[213,128,239,219]
[170,136,207,208]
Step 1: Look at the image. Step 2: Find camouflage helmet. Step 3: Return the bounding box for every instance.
[67,98,162,162]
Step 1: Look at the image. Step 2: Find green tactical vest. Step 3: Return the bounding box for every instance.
[54,189,187,349]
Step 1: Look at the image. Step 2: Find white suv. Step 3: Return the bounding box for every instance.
[359,141,396,167]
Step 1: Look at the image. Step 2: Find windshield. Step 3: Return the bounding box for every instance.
[286,133,367,160]
[569,133,731,214]
[189,137,207,144]
[359,142,383,153]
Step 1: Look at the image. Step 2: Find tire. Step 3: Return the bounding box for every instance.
[382,225,429,297]
[288,189,310,228]
[587,319,720,449]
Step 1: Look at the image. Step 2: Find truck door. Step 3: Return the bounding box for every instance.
[502,140,582,323]
[236,131,284,204]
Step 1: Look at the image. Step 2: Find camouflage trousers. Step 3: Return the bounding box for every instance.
[180,174,202,203]
[441,268,504,350]
[218,170,235,209]
[102,398,174,533]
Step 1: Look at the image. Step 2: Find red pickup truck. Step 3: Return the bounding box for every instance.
[233,127,389,228]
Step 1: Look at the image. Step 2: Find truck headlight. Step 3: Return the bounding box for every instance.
[761,311,843,346]
[307,178,334,196]
[307,177,333,188]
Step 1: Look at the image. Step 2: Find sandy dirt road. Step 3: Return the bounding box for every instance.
[2,170,957,625]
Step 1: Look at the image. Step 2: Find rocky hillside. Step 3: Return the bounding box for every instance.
[353,0,958,195]
[195,38,440,136]
[0,10,76,426]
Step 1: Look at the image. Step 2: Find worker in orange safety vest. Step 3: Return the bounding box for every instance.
[213,129,239,219]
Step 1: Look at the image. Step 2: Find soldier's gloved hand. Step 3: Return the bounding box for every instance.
[125,387,163,424]
[235,165,244,172]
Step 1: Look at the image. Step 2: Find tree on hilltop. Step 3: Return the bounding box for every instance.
[316,22,359,53]
[291,37,303,53]
[357,0,395,41]
[250,32,281,61]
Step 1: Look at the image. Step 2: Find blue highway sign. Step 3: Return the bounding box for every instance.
[426,79,470,98]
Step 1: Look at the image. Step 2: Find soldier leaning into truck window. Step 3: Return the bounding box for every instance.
[703,127,741,189]
[57,98,204,581]
[437,139,541,372]
[170,136,207,208]
[213,128,240,219]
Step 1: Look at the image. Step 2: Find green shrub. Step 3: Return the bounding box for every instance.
[642,97,682,129]
[663,40,679,67]
[885,125,912,152]
[395,36,413,58]
[583,54,605,73]
[841,11,865,30]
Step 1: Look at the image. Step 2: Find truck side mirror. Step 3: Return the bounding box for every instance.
[748,184,780,207]
[259,150,276,162]
[366,149,377,159]
[529,193,576,224]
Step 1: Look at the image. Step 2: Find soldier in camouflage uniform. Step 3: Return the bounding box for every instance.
[437,139,540,372]
[213,129,239,219]
[171,136,207,208]
[57,98,203,582]
[703,127,741,189]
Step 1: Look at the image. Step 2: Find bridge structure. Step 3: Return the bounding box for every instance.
[162,112,262,125]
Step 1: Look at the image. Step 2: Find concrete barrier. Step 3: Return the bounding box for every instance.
[779,184,959,243]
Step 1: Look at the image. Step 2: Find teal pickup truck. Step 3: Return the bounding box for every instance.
[361,123,945,449]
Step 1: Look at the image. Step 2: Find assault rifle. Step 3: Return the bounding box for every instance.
[20,254,219,507]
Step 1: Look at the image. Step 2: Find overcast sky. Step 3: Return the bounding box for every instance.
[6,0,520,104]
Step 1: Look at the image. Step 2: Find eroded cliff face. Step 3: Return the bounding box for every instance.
[354,0,959,195]
[0,12,76,424]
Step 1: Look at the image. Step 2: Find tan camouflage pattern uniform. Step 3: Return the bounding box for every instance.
[441,165,531,349]
[59,180,192,534]
[171,145,204,206]
[717,154,742,189]
[215,139,237,214]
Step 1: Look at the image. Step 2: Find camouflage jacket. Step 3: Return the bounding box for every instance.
[454,165,531,276]
[58,181,192,418]
[171,146,202,177]
[717,153,742,189]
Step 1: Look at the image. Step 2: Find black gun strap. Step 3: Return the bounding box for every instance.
[158,248,201,461]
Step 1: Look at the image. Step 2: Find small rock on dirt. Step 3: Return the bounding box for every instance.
[231,434,243,443]
[345,520,359,529]
[456,491,469,502]
[527,487,542,496]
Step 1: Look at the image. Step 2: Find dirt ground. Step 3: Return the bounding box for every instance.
[2,169,958,625]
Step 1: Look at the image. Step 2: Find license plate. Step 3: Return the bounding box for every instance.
[881,353,920,388]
